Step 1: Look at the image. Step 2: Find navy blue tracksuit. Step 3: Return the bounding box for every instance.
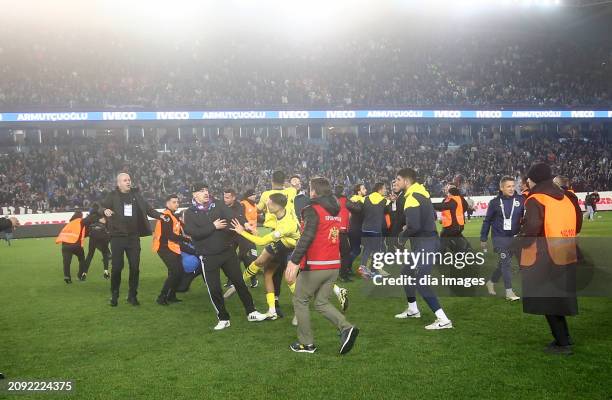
[480,193,524,289]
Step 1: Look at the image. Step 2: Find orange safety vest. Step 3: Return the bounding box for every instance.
[55,218,85,246]
[441,195,464,228]
[520,193,577,267]
[152,210,182,254]
[241,199,258,233]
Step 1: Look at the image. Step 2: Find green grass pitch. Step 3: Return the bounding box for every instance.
[1,215,611,399]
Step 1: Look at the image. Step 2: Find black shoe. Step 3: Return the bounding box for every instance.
[339,275,353,283]
[127,297,140,306]
[167,296,182,303]
[0,372,4,379]
[64,278,72,284]
[224,279,232,288]
[275,301,285,318]
[103,270,110,280]
[339,326,359,355]
[156,296,169,306]
[290,342,317,353]
[109,296,118,307]
[250,277,259,288]
[78,272,87,281]
[544,342,573,355]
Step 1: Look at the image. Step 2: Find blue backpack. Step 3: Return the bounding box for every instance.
[181,243,200,273]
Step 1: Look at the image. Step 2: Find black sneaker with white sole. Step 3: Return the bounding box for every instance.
[339,326,359,355]
[290,342,317,353]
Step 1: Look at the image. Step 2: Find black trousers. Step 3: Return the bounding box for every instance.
[238,240,257,268]
[339,232,352,278]
[158,247,182,298]
[62,243,85,279]
[545,315,571,346]
[348,229,362,265]
[110,235,141,298]
[200,249,256,321]
[84,237,111,272]
[440,228,471,252]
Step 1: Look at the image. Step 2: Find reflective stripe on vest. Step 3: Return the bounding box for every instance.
[301,203,341,271]
[520,193,577,267]
[152,210,181,254]
[441,195,464,228]
[55,218,85,246]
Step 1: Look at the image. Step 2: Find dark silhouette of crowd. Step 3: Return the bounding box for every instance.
[1,129,609,213]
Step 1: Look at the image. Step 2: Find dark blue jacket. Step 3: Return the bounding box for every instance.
[480,193,524,248]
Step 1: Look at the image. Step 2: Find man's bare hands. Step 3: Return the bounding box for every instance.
[229,218,245,234]
[213,218,227,230]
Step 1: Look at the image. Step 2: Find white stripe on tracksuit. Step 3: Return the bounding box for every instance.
[199,256,221,320]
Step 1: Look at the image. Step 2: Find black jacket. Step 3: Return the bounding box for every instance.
[294,192,310,222]
[183,200,237,256]
[226,201,251,249]
[88,221,111,242]
[390,190,406,236]
[101,187,162,237]
[290,195,340,265]
[0,218,13,232]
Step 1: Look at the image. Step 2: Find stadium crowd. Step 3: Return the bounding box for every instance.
[1,131,609,213]
[0,28,609,109]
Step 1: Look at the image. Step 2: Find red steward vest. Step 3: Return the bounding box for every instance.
[337,196,349,232]
[300,203,341,271]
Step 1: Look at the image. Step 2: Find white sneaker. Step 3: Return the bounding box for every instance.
[486,280,496,296]
[214,320,231,330]
[223,285,236,299]
[292,315,298,326]
[394,308,421,319]
[425,319,453,330]
[336,288,349,313]
[505,290,520,301]
[247,311,267,322]
[266,311,278,321]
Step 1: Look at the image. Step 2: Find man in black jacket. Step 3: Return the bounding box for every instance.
[0,217,19,246]
[0,217,19,245]
[223,188,258,288]
[102,173,167,307]
[183,183,267,330]
[83,205,111,279]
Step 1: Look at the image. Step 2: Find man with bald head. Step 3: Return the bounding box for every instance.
[102,173,167,306]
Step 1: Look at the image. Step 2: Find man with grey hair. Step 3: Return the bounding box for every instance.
[102,173,168,307]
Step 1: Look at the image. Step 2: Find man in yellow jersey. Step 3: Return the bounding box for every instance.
[257,171,297,228]
[229,193,300,319]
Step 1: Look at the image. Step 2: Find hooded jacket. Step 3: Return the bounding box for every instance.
[290,195,340,265]
[361,191,390,233]
[400,182,439,250]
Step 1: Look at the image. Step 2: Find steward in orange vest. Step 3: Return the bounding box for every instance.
[152,194,189,305]
[240,190,259,234]
[434,186,471,252]
[517,163,582,355]
[56,211,96,283]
